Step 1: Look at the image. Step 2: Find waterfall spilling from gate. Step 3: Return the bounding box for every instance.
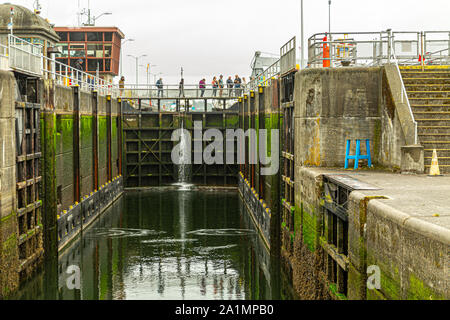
[177,119,191,184]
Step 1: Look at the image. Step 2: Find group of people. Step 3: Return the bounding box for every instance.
[117,75,248,98]
[199,75,246,98]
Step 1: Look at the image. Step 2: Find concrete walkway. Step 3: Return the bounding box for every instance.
[308,168,450,231]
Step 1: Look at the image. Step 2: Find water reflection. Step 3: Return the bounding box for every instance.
[12,189,295,300]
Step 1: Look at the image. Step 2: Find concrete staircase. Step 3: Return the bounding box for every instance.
[400,67,450,174]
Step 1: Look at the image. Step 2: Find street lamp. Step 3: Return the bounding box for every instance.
[140,63,157,86]
[152,72,163,84]
[300,0,304,69]
[128,54,147,85]
[120,38,135,77]
[328,0,331,39]
[92,12,112,25]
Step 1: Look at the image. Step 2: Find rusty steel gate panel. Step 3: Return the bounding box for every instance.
[15,101,43,277]
[281,71,296,255]
[122,98,239,188]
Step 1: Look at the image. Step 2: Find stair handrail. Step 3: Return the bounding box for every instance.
[394,62,419,145]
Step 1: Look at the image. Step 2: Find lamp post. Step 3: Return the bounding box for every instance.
[128,54,147,85]
[152,72,163,84]
[92,12,112,25]
[120,39,135,78]
[328,0,331,39]
[300,0,304,69]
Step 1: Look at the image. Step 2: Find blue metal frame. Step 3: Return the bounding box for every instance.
[345,139,372,170]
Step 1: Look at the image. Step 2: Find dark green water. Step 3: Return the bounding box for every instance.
[13,188,295,300]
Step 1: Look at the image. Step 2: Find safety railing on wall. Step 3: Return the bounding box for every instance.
[8,34,42,76]
[3,35,115,96]
[245,36,296,93]
[41,55,113,96]
[308,30,450,68]
[280,37,297,76]
[247,59,280,92]
[0,43,8,70]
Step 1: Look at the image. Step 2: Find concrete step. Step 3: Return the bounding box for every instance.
[412,105,450,113]
[403,78,450,85]
[415,119,450,127]
[420,142,450,151]
[404,84,450,91]
[418,134,450,143]
[406,91,450,98]
[413,112,450,120]
[418,126,450,134]
[408,97,450,105]
[401,72,450,80]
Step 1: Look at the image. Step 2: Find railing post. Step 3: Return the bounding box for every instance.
[387,29,392,63]
[421,31,425,71]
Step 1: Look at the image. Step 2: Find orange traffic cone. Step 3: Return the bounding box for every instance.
[429,149,442,176]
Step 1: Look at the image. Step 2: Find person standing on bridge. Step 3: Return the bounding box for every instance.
[212,76,218,97]
[74,58,84,85]
[234,75,242,97]
[227,76,234,96]
[199,78,206,97]
[218,75,224,97]
[156,78,164,97]
[179,78,185,97]
[119,76,125,96]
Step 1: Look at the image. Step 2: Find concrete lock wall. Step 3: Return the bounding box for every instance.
[294,67,383,168]
[0,70,20,298]
[53,86,120,213]
[238,66,446,300]
[348,191,449,300]
[0,71,123,297]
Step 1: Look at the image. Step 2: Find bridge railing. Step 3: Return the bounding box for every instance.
[280,37,297,75]
[2,35,115,96]
[0,43,8,71]
[247,59,280,92]
[118,84,244,99]
[41,54,113,96]
[8,34,43,76]
[308,30,450,68]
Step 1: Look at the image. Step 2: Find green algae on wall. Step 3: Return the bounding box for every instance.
[407,273,445,300]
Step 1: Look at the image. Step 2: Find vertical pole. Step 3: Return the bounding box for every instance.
[106,95,112,181]
[328,0,331,39]
[421,32,425,72]
[118,98,123,176]
[92,91,99,191]
[42,79,58,299]
[73,86,81,203]
[136,57,138,86]
[300,0,304,69]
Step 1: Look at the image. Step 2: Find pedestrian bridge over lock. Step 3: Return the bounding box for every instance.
[118,84,245,113]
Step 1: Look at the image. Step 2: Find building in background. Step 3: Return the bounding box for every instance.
[54,26,124,83]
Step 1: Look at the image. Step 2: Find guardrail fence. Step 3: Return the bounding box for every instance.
[308,30,450,68]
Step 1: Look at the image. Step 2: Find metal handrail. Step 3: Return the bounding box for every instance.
[394,62,418,145]
[117,85,244,99]
[5,35,115,96]
[247,59,280,92]
[308,30,450,68]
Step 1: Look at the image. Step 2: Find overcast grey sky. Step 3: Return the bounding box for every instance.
[7,0,450,84]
